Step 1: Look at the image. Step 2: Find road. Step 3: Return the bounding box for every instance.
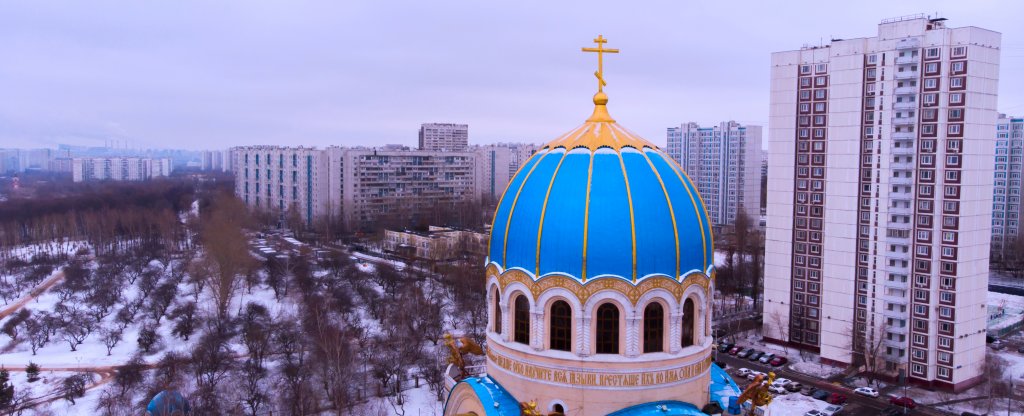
[0,269,65,319]
[716,352,943,416]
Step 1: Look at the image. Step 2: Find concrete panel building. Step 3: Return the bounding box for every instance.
[991,114,1024,261]
[233,146,330,227]
[419,123,469,151]
[666,121,762,229]
[763,15,1000,391]
[71,157,173,182]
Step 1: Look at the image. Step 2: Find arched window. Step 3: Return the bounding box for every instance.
[595,303,619,354]
[682,298,695,347]
[553,404,565,415]
[514,294,530,344]
[549,300,572,351]
[643,302,664,353]
[493,288,502,334]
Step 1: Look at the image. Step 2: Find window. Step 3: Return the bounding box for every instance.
[514,295,530,344]
[925,62,938,73]
[924,78,938,89]
[596,303,620,354]
[800,65,811,74]
[950,77,964,88]
[950,93,964,104]
[952,46,966,57]
[926,48,939,58]
[951,61,965,73]
[868,54,878,64]
[643,303,664,353]
[681,298,696,347]
[549,300,572,352]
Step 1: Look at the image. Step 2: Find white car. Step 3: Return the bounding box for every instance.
[853,386,880,397]
[746,371,767,380]
[737,368,752,377]
[768,385,788,394]
[804,411,824,416]
[821,405,845,416]
[772,378,792,387]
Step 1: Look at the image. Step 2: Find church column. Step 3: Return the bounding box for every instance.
[531,311,544,351]
[669,313,682,354]
[579,316,591,357]
[499,304,510,343]
[626,317,641,357]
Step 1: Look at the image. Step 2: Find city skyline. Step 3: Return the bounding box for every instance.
[2,1,1022,151]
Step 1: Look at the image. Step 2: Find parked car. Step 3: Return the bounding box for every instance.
[737,368,752,377]
[889,396,917,409]
[770,356,789,367]
[821,405,845,416]
[802,387,817,396]
[812,390,832,401]
[827,393,848,405]
[737,348,753,358]
[759,353,776,364]
[880,406,904,416]
[991,340,1006,350]
[768,385,788,394]
[720,342,734,352]
[785,382,803,392]
[728,346,742,355]
[747,371,767,381]
[854,387,880,398]
[1017,346,1024,354]
[772,378,792,387]
[804,411,824,416]
[748,351,764,361]
[714,360,728,370]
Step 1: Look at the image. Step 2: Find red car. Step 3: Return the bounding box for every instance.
[889,396,917,409]
[828,393,847,405]
[770,356,788,367]
[728,346,742,355]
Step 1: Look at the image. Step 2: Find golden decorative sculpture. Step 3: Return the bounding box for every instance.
[444,333,484,379]
[735,371,775,414]
[519,400,543,416]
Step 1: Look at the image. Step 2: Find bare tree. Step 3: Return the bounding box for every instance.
[100,326,123,356]
[199,194,255,320]
[766,309,790,354]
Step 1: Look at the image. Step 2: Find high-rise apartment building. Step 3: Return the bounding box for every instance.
[418,123,469,151]
[764,15,1000,391]
[328,147,478,228]
[667,121,762,228]
[473,143,539,203]
[71,157,173,182]
[233,146,330,227]
[201,150,234,172]
[991,114,1024,261]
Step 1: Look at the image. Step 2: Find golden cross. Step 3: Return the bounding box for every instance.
[581,35,619,92]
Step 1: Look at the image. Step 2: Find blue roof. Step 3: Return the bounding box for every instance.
[488,144,713,282]
[443,375,521,416]
[607,400,706,416]
[709,363,742,410]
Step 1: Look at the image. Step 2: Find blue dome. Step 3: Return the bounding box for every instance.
[487,121,713,283]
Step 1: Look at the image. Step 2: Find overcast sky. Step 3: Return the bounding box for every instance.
[1,0,1022,151]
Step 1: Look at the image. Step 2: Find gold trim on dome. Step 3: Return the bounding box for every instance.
[489,266,710,306]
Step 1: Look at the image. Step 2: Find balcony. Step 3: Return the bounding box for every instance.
[893,115,917,126]
[896,38,920,50]
[883,338,907,349]
[895,69,920,79]
[883,308,908,319]
[887,251,911,262]
[895,55,918,64]
[888,325,909,335]
[894,86,918,95]
[891,146,916,156]
[883,294,910,305]
[893,130,916,139]
[891,161,914,170]
[891,176,914,186]
[883,279,910,290]
[893,101,918,110]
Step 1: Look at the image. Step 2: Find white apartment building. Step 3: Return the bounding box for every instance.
[418,123,469,151]
[233,146,330,228]
[667,121,762,228]
[991,114,1024,261]
[764,15,1000,391]
[201,149,234,172]
[72,157,172,182]
[328,147,478,228]
[473,143,539,203]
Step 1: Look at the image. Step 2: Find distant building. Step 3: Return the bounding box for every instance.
[383,226,487,262]
[763,15,1000,391]
[666,121,762,229]
[419,123,469,151]
[201,150,234,172]
[991,114,1024,260]
[233,146,330,228]
[329,146,478,228]
[473,143,540,202]
[71,157,173,182]
[0,148,55,173]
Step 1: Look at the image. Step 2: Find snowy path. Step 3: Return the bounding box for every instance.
[0,269,65,319]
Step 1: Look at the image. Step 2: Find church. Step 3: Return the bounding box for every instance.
[442,36,743,416]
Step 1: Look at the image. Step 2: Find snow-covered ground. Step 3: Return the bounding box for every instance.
[765,391,829,416]
[790,361,843,379]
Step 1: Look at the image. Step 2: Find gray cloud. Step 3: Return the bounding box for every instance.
[0,0,1021,150]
